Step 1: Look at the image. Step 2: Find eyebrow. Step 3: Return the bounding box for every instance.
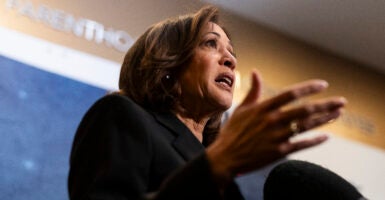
[207,31,220,37]
[205,31,234,50]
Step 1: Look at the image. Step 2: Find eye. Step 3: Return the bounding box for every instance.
[205,39,217,49]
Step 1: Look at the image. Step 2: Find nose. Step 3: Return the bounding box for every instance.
[221,50,236,70]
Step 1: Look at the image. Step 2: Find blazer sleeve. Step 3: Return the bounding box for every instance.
[68,95,237,200]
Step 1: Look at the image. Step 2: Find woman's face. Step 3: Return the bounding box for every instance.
[179,22,237,114]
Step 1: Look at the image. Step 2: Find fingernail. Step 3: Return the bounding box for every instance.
[338,97,348,105]
[319,134,329,141]
[339,97,348,104]
[319,80,329,88]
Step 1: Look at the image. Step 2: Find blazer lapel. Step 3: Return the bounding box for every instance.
[152,112,205,161]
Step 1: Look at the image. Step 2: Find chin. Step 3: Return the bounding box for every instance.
[210,90,233,111]
[217,97,233,111]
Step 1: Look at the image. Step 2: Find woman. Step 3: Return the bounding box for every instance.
[68,6,346,200]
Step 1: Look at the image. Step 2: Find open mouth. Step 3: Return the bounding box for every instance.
[215,73,234,88]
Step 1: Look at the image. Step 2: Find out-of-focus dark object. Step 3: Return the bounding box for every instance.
[264,160,366,200]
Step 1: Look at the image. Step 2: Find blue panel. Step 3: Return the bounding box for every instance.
[0,55,106,200]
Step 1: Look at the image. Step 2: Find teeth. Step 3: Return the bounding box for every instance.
[217,77,232,86]
[216,74,234,87]
[223,77,232,85]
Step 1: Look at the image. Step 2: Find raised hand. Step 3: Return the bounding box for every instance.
[207,70,346,184]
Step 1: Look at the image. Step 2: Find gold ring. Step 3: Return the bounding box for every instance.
[290,121,300,135]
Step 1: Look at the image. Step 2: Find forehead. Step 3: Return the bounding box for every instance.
[203,22,230,41]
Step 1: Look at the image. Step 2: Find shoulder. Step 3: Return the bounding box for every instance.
[70,93,157,162]
[91,93,142,112]
[84,93,150,121]
[72,94,156,149]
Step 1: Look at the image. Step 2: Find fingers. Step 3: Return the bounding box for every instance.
[278,134,329,154]
[275,96,346,125]
[221,75,346,174]
[237,75,345,143]
[258,79,329,113]
[296,108,342,133]
[240,70,262,107]
[265,97,346,141]
[273,109,342,142]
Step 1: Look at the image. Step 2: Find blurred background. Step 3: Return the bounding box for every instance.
[0,0,384,199]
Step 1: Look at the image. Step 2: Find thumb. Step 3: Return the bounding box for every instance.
[240,70,262,106]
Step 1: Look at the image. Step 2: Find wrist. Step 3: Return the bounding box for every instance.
[206,143,235,188]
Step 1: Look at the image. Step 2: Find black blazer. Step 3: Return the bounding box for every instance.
[68,94,244,200]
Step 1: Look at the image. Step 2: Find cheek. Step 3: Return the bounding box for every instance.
[198,56,218,77]
[187,52,218,90]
